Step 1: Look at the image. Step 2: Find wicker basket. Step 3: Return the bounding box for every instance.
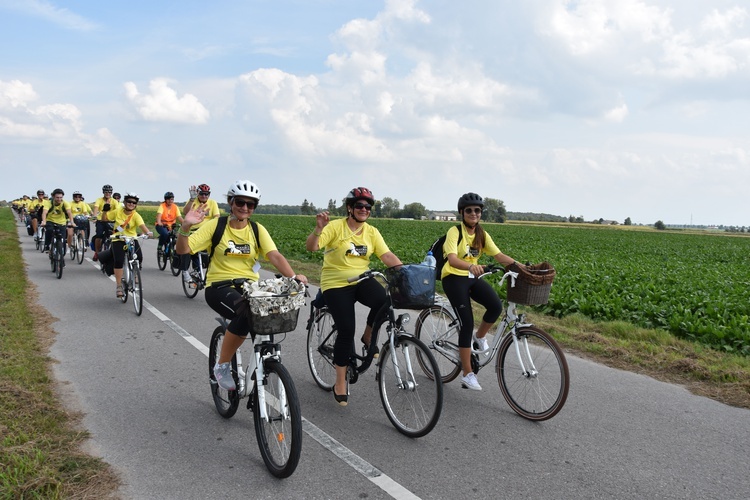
[242,278,306,334]
[506,262,556,305]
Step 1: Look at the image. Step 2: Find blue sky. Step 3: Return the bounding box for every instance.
[1,0,748,226]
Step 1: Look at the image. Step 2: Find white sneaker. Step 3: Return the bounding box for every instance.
[213,362,236,391]
[472,335,489,353]
[461,372,482,391]
[182,270,191,283]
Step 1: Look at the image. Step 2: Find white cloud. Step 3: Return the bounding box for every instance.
[124,79,210,124]
[604,103,629,122]
[0,0,99,31]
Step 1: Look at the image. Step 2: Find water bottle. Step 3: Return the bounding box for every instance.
[423,251,436,268]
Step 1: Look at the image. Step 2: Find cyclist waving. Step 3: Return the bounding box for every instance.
[91,184,120,261]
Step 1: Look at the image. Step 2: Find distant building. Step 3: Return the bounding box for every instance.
[430,211,456,221]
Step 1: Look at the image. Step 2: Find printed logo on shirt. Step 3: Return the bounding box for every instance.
[346,242,368,257]
[224,240,251,257]
[462,245,479,258]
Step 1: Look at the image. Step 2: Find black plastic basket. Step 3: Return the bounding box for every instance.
[385,264,436,310]
[506,262,556,305]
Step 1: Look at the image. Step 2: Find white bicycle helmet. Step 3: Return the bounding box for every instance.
[123,191,139,202]
[227,180,261,203]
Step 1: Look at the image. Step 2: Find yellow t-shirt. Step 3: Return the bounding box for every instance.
[93,197,120,221]
[318,218,391,291]
[441,225,501,279]
[46,201,71,225]
[70,201,92,216]
[29,198,50,215]
[111,207,145,238]
[183,199,220,230]
[187,217,277,287]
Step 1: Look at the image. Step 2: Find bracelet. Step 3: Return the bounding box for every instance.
[179,229,191,237]
[312,230,321,236]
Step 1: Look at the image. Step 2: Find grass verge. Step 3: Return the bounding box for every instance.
[0,208,119,498]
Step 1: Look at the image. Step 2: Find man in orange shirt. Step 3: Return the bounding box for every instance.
[155,191,184,251]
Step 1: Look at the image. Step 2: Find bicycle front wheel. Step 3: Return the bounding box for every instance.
[378,334,443,438]
[132,264,143,316]
[306,308,337,391]
[157,245,167,270]
[208,326,239,418]
[415,306,462,383]
[254,360,302,478]
[496,325,569,421]
[55,240,64,279]
[69,236,77,260]
[76,232,85,264]
[182,273,199,298]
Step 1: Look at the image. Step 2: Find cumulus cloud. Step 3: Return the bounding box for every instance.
[124,79,210,124]
[0,79,130,157]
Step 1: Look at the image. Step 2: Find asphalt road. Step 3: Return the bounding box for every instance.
[18,223,750,499]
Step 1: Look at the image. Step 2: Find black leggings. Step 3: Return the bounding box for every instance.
[205,285,251,337]
[323,280,387,367]
[112,240,143,269]
[442,274,502,348]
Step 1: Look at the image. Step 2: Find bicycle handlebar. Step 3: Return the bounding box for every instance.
[347,269,385,284]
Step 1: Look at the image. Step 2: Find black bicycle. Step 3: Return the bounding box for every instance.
[182,250,208,298]
[306,267,444,438]
[47,223,68,279]
[157,225,180,276]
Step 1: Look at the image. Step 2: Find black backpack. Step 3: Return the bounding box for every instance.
[428,224,462,281]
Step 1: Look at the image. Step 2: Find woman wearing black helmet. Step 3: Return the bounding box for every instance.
[306,187,403,406]
[110,192,153,298]
[441,192,523,392]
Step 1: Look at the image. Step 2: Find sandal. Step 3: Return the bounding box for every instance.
[116,286,123,298]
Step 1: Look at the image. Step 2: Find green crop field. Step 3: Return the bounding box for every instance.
[248,215,750,355]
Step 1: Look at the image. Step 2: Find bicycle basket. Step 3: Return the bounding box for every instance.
[385,264,436,310]
[506,262,556,305]
[241,277,306,334]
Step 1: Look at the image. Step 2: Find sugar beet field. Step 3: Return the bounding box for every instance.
[250,215,750,356]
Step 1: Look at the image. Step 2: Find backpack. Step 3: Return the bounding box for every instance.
[209,216,260,260]
[428,224,462,281]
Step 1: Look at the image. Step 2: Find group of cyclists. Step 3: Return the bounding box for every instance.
[15,181,525,401]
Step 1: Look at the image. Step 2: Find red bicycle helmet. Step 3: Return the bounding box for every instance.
[197,183,211,194]
[345,187,375,206]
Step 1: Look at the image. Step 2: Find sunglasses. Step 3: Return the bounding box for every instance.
[353,203,372,211]
[125,199,138,205]
[198,191,210,196]
[464,207,482,215]
[233,199,257,209]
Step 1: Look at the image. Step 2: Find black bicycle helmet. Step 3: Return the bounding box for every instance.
[457,192,484,211]
[51,188,65,197]
[102,184,113,192]
[164,191,174,200]
[345,187,375,206]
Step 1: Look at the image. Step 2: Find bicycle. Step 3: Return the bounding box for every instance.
[47,223,68,279]
[156,225,180,276]
[70,215,91,265]
[115,234,149,316]
[208,277,305,478]
[306,267,444,438]
[182,250,208,298]
[414,263,569,421]
[35,223,45,252]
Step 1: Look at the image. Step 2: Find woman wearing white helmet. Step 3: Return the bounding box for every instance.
[177,180,308,391]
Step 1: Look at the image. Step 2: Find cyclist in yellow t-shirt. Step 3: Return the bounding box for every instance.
[179,183,220,283]
[40,188,74,252]
[69,191,93,246]
[305,187,403,406]
[176,179,307,391]
[110,192,153,298]
[155,191,184,250]
[28,190,50,240]
[91,184,120,261]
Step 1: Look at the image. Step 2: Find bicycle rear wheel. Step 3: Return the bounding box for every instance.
[182,270,199,298]
[415,306,462,383]
[496,325,569,421]
[208,326,239,418]
[38,227,45,252]
[378,334,443,438]
[76,232,85,264]
[49,241,57,272]
[306,308,337,391]
[69,236,77,260]
[55,240,64,279]
[253,360,302,478]
[132,263,143,316]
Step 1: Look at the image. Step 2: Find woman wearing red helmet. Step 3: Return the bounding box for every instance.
[306,187,403,406]
[180,183,220,284]
[440,192,524,391]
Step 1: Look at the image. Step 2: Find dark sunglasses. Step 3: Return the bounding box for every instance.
[198,191,210,196]
[125,199,138,205]
[353,203,372,211]
[233,199,257,209]
[464,207,482,215]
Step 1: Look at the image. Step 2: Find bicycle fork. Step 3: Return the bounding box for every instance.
[386,330,418,391]
[238,339,289,422]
